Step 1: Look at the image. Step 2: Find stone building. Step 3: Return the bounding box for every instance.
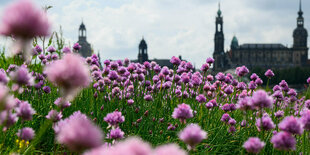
[213,1,309,71]
[77,22,92,57]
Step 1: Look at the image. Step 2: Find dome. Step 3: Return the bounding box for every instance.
[139,38,147,49]
[79,22,86,30]
[231,36,239,49]
[217,9,222,16]
[293,27,308,37]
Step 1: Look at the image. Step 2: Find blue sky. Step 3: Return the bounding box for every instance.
[0,0,309,67]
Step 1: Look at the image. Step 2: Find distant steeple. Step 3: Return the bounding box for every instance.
[297,0,303,19]
[217,2,222,16]
[77,21,92,57]
[213,2,226,70]
[138,37,148,63]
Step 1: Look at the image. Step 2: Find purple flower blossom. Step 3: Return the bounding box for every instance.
[62,46,71,54]
[224,85,234,95]
[47,46,56,53]
[0,0,50,38]
[251,90,273,109]
[85,137,152,155]
[0,111,18,128]
[10,65,34,87]
[170,56,181,66]
[205,102,213,109]
[265,69,274,78]
[206,57,214,64]
[236,66,249,77]
[307,77,310,84]
[271,131,296,151]
[56,111,103,152]
[275,110,284,118]
[45,54,91,101]
[0,69,8,84]
[255,115,275,131]
[215,72,225,81]
[172,103,193,123]
[73,43,81,51]
[237,97,253,111]
[154,144,187,155]
[200,63,209,72]
[255,78,263,85]
[104,111,125,127]
[228,119,236,126]
[17,127,35,141]
[300,109,310,130]
[54,98,71,110]
[15,101,35,121]
[43,86,51,94]
[243,137,265,154]
[221,113,231,122]
[250,73,258,81]
[278,116,303,135]
[144,95,153,101]
[196,94,206,103]
[127,99,134,106]
[178,123,207,150]
[108,128,124,140]
[46,110,62,122]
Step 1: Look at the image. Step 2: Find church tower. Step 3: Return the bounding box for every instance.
[213,3,226,70]
[292,0,308,65]
[138,37,148,63]
[77,22,92,57]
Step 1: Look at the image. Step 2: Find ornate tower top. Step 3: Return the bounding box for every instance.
[217,2,222,16]
[293,0,308,48]
[77,22,92,57]
[138,37,148,63]
[79,22,86,30]
[297,0,304,27]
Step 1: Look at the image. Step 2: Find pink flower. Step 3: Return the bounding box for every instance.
[0,0,50,38]
[153,144,186,155]
[15,101,35,121]
[265,69,274,78]
[9,65,34,87]
[17,127,35,141]
[251,90,273,109]
[271,131,296,151]
[46,110,62,122]
[104,111,125,127]
[45,54,91,101]
[278,116,303,135]
[172,103,193,123]
[243,137,265,154]
[179,123,207,150]
[85,137,152,155]
[56,111,103,152]
[255,115,275,131]
[108,128,124,140]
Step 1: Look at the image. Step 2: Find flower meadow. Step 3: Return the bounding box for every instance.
[1,0,310,154]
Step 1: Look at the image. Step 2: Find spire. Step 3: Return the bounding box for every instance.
[298,0,303,16]
[217,2,222,16]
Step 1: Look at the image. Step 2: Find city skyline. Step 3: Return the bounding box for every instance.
[0,0,309,68]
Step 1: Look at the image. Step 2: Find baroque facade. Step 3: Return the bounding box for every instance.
[77,22,92,57]
[213,1,309,71]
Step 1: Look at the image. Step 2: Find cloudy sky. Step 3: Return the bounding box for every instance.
[0,0,309,67]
